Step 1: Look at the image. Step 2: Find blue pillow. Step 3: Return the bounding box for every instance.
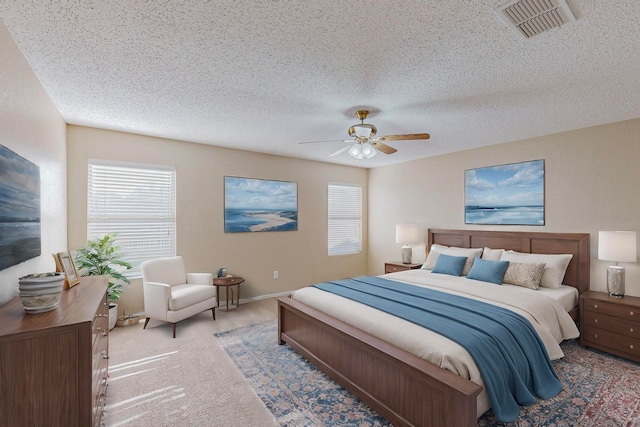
[466,258,509,285]
[431,254,468,277]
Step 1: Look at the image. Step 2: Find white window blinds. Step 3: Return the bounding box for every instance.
[87,160,176,277]
[328,183,362,255]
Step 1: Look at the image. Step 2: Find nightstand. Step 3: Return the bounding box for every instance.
[579,290,640,362]
[385,262,422,274]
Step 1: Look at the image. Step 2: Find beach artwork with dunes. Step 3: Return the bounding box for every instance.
[465,159,544,225]
[224,176,298,233]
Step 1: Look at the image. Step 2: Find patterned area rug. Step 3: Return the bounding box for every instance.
[215,320,640,426]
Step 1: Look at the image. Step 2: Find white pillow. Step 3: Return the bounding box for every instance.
[422,244,483,276]
[499,251,573,289]
[481,247,504,261]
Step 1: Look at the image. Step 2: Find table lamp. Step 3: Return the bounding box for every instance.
[598,231,637,297]
[395,224,421,264]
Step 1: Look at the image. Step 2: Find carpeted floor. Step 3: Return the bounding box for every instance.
[216,319,640,427]
[105,298,279,427]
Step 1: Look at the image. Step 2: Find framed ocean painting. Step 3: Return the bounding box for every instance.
[465,159,544,225]
[224,176,298,233]
[0,145,41,270]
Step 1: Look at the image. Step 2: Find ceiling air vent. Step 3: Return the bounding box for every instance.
[494,0,576,39]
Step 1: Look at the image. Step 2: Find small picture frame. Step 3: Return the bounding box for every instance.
[55,251,80,289]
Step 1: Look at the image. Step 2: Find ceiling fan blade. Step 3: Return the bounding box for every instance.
[371,141,397,155]
[328,146,351,157]
[378,133,430,141]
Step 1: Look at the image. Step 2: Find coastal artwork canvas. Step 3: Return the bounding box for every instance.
[465,159,544,225]
[224,176,298,233]
[0,145,41,270]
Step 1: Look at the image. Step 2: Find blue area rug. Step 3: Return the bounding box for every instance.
[215,319,640,426]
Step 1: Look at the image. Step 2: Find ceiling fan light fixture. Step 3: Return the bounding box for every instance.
[348,143,364,160]
[362,142,377,158]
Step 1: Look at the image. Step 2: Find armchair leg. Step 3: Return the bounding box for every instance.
[143,317,150,329]
[211,307,216,321]
[172,323,176,338]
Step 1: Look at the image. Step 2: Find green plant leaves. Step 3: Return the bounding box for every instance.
[74,233,132,301]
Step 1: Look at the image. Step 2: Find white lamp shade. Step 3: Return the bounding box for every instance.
[395,224,421,244]
[598,231,637,262]
[361,142,377,158]
[348,143,364,159]
[353,125,372,138]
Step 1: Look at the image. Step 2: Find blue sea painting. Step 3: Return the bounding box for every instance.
[465,159,544,225]
[0,145,41,270]
[224,177,298,233]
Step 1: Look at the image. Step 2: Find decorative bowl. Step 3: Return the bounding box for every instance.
[18,272,64,314]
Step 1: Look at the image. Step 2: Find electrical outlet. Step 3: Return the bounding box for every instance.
[273,270,279,279]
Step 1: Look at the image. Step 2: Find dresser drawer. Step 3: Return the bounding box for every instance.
[582,310,640,339]
[582,299,638,320]
[91,292,109,427]
[582,325,640,359]
[385,262,421,274]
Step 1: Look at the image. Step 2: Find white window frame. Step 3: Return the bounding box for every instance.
[87,160,176,278]
[328,183,362,256]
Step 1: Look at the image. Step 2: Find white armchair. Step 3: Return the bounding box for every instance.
[141,256,216,338]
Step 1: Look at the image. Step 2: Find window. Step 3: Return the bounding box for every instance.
[328,183,362,255]
[87,160,176,277]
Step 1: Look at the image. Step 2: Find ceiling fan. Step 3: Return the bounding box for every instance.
[300,110,430,159]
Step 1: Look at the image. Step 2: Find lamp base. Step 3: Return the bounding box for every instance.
[607,265,625,298]
[401,245,412,264]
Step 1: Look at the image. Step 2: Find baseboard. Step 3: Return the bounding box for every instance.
[236,290,292,305]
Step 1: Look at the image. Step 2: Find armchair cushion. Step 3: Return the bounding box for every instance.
[169,284,216,311]
[186,272,214,285]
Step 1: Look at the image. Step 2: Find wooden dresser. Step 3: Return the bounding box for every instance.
[579,290,640,362]
[0,275,109,427]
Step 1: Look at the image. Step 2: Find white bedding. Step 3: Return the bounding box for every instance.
[290,269,580,417]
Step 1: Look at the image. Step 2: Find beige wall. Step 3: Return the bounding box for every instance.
[67,126,368,316]
[368,118,640,296]
[0,23,67,305]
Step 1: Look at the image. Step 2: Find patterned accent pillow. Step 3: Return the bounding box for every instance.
[503,262,546,289]
[421,250,440,270]
[500,251,573,289]
[421,244,482,276]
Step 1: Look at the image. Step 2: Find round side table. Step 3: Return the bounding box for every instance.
[212,277,245,311]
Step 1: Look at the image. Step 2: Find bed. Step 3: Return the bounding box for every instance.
[277,229,590,427]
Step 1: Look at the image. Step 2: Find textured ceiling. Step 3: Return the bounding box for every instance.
[1,1,639,168]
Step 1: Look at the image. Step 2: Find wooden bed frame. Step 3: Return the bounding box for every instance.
[277,229,590,427]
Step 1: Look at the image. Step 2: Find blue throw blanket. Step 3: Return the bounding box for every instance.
[313,276,561,422]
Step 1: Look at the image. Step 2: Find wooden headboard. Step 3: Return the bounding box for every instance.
[427,228,590,294]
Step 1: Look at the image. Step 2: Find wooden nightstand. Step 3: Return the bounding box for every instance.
[385,262,422,274]
[579,290,640,362]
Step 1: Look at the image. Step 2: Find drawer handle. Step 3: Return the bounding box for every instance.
[631,345,634,350]
[594,334,598,339]
[631,311,634,316]
[594,304,598,309]
[594,319,598,323]
[631,328,634,333]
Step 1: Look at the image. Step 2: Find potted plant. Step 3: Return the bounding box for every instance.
[74,233,132,330]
